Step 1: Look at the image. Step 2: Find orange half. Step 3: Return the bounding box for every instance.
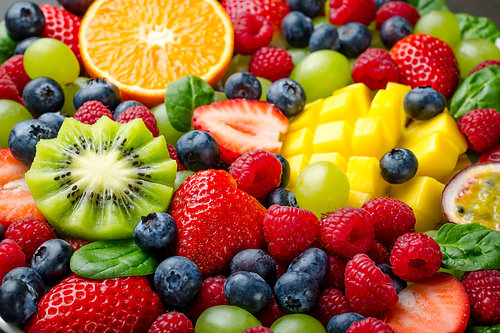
[80,0,234,106]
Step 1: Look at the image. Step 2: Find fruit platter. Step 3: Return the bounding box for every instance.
[0,0,499,332]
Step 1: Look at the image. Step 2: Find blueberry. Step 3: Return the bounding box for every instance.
[377,263,407,293]
[287,248,328,284]
[154,256,202,307]
[266,78,306,118]
[176,130,220,171]
[380,16,413,49]
[38,112,67,132]
[224,72,262,100]
[73,78,122,111]
[14,36,39,55]
[3,267,45,300]
[327,312,365,333]
[224,271,272,314]
[133,212,177,256]
[113,100,144,119]
[288,0,325,18]
[8,119,57,166]
[4,2,45,41]
[31,239,74,284]
[281,11,314,48]
[0,279,37,326]
[380,148,418,184]
[263,188,298,208]
[309,24,339,52]
[337,23,372,58]
[274,271,319,313]
[23,77,65,117]
[0,224,4,241]
[274,153,291,188]
[403,86,446,120]
[230,249,277,285]
[57,0,95,16]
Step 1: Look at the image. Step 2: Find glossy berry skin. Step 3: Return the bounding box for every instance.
[8,119,58,166]
[148,312,194,333]
[263,188,298,208]
[23,77,65,117]
[113,100,144,119]
[133,212,177,256]
[309,24,339,52]
[274,154,290,188]
[288,0,325,17]
[0,55,31,94]
[73,78,122,111]
[0,224,4,241]
[57,0,95,16]
[312,287,351,326]
[233,11,274,55]
[225,72,262,100]
[38,112,67,132]
[480,144,500,163]
[0,279,37,326]
[375,1,419,29]
[287,248,329,284]
[266,78,306,118]
[322,253,348,291]
[352,48,400,91]
[458,109,500,153]
[337,23,372,59]
[31,239,74,284]
[243,327,273,333]
[470,60,500,75]
[73,100,113,125]
[63,238,89,252]
[185,275,228,322]
[221,0,290,30]
[376,264,407,293]
[379,148,418,184]
[5,2,45,41]
[0,239,26,282]
[154,256,202,307]
[327,312,365,333]
[274,271,320,314]
[2,267,45,300]
[380,16,413,49]
[116,105,159,137]
[329,0,376,26]
[461,270,500,325]
[230,249,277,285]
[14,37,39,55]
[281,11,314,48]
[403,86,445,120]
[5,217,56,262]
[346,317,394,332]
[224,271,272,314]
[176,130,220,171]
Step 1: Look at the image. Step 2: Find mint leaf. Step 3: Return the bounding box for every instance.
[433,223,500,271]
[0,21,17,64]
[456,13,500,43]
[165,75,215,132]
[407,0,448,15]
[70,239,158,279]
[471,324,500,333]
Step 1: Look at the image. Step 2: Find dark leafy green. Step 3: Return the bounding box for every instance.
[70,239,158,279]
[165,75,215,132]
[450,66,500,119]
[456,13,500,43]
[0,21,17,64]
[433,223,500,271]
[470,325,500,333]
[407,0,448,15]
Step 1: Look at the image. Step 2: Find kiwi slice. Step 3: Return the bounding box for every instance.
[26,116,177,240]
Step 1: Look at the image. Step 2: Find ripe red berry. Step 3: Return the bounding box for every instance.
[256,295,285,327]
[5,217,56,262]
[469,60,500,75]
[366,241,389,265]
[167,143,186,171]
[0,239,26,281]
[148,312,194,333]
[242,327,274,333]
[347,317,394,333]
[479,143,500,163]
[0,55,31,94]
[64,238,90,252]
[73,101,114,125]
[116,105,159,137]
[390,232,443,282]
[461,269,500,325]
[233,11,274,55]
[322,253,348,291]
[375,1,419,29]
[249,46,294,82]
[329,0,377,26]
[312,288,351,326]
[458,109,500,153]
[185,275,229,322]
[0,68,23,104]
[352,48,400,91]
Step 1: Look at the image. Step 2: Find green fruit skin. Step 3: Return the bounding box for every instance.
[195,306,261,333]
[454,38,500,78]
[415,10,462,48]
[151,103,185,145]
[62,77,89,116]
[312,17,331,29]
[257,77,272,101]
[0,21,17,64]
[270,314,327,333]
[174,170,195,191]
[222,54,252,84]
[287,48,310,66]
[0,100,33,147]
[214,91,228,102]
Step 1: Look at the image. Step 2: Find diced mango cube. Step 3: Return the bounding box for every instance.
[347,191,373,208]
[332,83,372,112]
[385,82,411,98]
[289,98,324,133]
[309,152,347,171]
[440,154,472,184]
[286,154,310,189]
[319,88,370,126]
[369,90,404,145]
[346,156,388,197]
[312,121,353,157]
[282,127,314,157]
[351,116,393,159]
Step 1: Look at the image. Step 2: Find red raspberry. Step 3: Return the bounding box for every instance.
[64,238,90,252]
[469,60,500,75]
[5,217,56,262]
[480,143,500,163]
[275,259,290,279]
[345,254,398,318]
[167,144,186,171]
[0,239,26,281]
[375,1,419,29]
[233,11,274,55]
[242,327,273,333]
[319,207,375,258]
[352,48,400,91]
[256,295,285,327]
[0,55,31,94]
[458,109,500,153]
[185,275,229,322]
[116,105,159,137]
[74,101,114,125]
[312,288,351,326]
[0,68,23,104]
[461,270,500,325]
[230,149,282,200]
[263,205,319,261]
[329,0,376,26]
[347,317,394,333]
[249,46,294,82]
[362,198,415,247]
[366,241,389,265]
[322,253,348,291]
[390,232,442,282]
[148,312,194,333]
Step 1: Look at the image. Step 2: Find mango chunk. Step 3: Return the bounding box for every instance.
[440,154,472,184]
[287,154,310,189]
[312,121,353,157]
[282,127,314,157]
[347,191,373,208]
[309,152,347,171]
[289,98,324,133]
[369,90,404,144]
[319,88,370,126]
[351,117,393,159]
[332,83,372,112]
[346,156,388,197]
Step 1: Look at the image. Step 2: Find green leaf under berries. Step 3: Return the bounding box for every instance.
[450,66,500,119]
[407,0,449,15]
[165,75,216,132]
[470,324,500,333]
[433,223,500,271]
[70,239,158,279]
[0,21,17,64]
[456,13,500,43]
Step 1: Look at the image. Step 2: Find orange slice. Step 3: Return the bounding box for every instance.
[80,0,234,107]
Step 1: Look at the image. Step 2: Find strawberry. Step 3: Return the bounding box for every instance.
[390,34,460,99]
[192,99,288,164]
[0,67,23,104]
[169,170,266,276]
[26,274,164,332]
[385,273,470,333]
[221,0,290,30]
[0,55,31,94]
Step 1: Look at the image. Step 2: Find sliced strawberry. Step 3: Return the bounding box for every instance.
[385,273,470,333]
[192,99,288,164]
[222,0,290,30]
[0,149,29,186]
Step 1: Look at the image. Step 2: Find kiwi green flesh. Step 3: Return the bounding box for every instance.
[26,117,177,240]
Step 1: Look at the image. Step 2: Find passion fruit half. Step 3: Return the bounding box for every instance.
[442,162,500,231]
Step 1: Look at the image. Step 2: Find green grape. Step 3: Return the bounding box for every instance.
[214,91,228,102]
[295,161,350,218]
[287,48,309,66]
[415,10,461,48]
[290,50,351,103]
[24,38,80,85]
[370,30,385,49]
[257,77,272,101]
[0,100,33,147]
[195,305,261,333]
[222,54,252,84]
[454,38,500,78]
[151,103,185,145]
[312,16,331,29]
[270,30,290,49]
[174,170,195,191]
[62,77,89,116]
[324,1,330,19]
[270,314,327,333]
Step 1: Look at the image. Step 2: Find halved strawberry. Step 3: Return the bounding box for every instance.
[221,0,290,30]
[385,273,470,333]
[0,148,28,186]
[192,99,288,164]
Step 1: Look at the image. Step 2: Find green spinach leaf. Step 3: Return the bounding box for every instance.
[407,0,448,15]
[470,324,500,333]
[0,21,17,64]
[456,13,500,43]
